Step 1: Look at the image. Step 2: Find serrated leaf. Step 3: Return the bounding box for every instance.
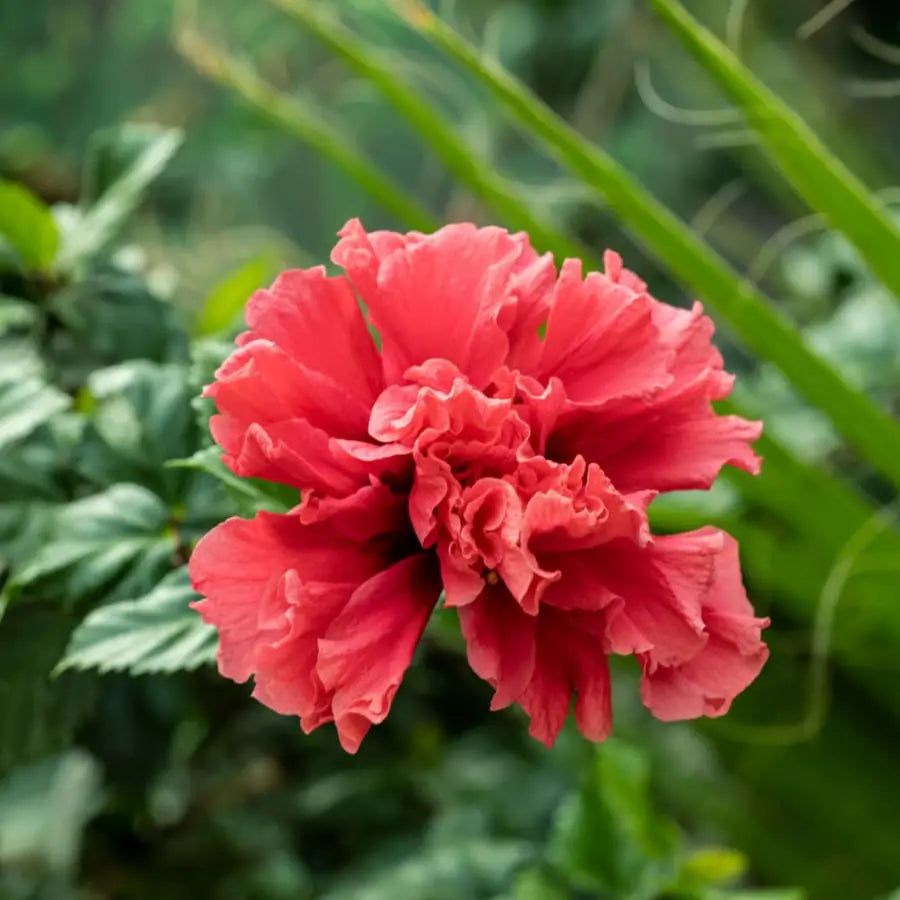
[77,360,196,500]
[0,179,60,271]
[57,567,217,676]
[0,503,57,579]
[0,373,69,450]
[10,484,176,606]
[57,127,182,269]
[47,267,188,390]
[196,253,278,336]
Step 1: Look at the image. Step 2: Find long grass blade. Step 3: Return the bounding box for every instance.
[391,0,900,493]
[174,26,437,233]
[650,0,900,306]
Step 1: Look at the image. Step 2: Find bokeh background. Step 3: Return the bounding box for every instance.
[1,1,899,898]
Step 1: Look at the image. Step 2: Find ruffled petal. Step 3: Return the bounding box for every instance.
[640,529,770,719]
[211,416,374,496]
[597,537,710,666]
[317,553,441,752]
[518,608,612,746]
[241,267,382,414]
[208,339,371,440]
[549,366,762,493]
[533,259,674,407]
[333,219,530,388]
[457,583,537,710]
[189,484,413,741]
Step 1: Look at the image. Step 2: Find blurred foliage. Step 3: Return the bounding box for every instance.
[1,0,900,898]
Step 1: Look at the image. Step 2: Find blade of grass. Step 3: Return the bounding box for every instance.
[650,0,900,306]
[264,0,900,555]
[174,26,437,233]
[392,0,900,494]
[264,0,591,263]
[195,0,894,564]
[181,4,900,579]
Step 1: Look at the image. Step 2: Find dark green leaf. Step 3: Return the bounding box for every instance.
[0,750,102,876]
[10,484,177,607]
[47,267,187,390]
[80,123,178,209]
[57,567,217,676]
[76,360,196,500]
[0,603,94,776]
[0,372,69,450]
[57,126,182,269]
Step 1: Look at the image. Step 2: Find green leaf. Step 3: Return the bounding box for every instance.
[196,253,277,336]
[0,750,101,876]
[57,567,217,676]
[10,484,177,606]
[549,740,678,895]
[174,27,436,232]
[0,179,60,271]
[57,127,182,269]
[511,868,570,900]
[678,847,747,888]
[76,360,196,500]
[0,372,69,450]
[168,445,299,516]
[47,266,188,392]
[649,0,900,309]
[398,4,900,493]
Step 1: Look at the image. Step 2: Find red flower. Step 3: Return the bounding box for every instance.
[190,220,769,752]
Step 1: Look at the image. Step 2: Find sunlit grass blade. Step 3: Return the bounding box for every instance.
[650,0,900,306]
[263,0,591,263]
[391,1,900,494]
[174,26,437,233]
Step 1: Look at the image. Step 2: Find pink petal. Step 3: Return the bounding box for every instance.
[457,583,538,710]
[597,537,710,665]
[317,553,441,752]
[189,484,413,739]
[209,339,372,439]
[242,266,382,413]
[333,219,529,388]
[640,529,770,719]
[518,608,612,746]
[533,259,674,407]
[549,388,762,493]
[211,417,373,496]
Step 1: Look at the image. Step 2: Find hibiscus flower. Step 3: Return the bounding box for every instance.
[189,219,769,752]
